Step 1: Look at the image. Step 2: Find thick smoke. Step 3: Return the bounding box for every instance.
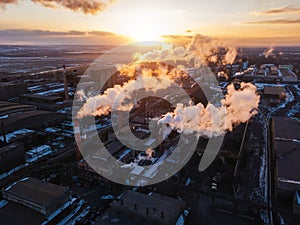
[159,82,260,138]
[263,46,275,58]
[77,35,260,139]
[135,34,238,66]
[134,45,200,67]
[187,34,238,65]
[77,75,173,118]
[0,0,114,14]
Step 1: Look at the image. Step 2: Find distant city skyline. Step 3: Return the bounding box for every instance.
[0,0,299,46]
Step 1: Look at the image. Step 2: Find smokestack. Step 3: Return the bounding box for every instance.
[74,119,82,160]
[63,65,69,101]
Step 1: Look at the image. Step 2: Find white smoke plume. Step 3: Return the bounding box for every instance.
[0,0,114,14]
[77,35,259,139]
[76,89,88,102]
[134,34,238,66]
[224,47,238,65]
[133,45,203,69]
[77,74,173,118]
[187,34,238,65]
[158,82,260,138]
[263,45,275,58]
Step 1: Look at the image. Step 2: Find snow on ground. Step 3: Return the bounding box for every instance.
[0,200,8,209]
[40,198,78,225]
[0,129,35,142]
[26,145,52,163]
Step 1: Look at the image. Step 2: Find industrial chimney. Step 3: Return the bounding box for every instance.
[63,65,69,101]
[73,119,82,160]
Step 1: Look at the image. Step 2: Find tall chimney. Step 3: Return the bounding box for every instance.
[63,65,69,101]
[74,119,82,160]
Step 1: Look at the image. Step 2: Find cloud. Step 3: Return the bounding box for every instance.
[0,0,17,9]
[162,35,192,46]
[259,5,300,15]
[88,30,115,36]
[0,29,130,45]
[245,19,300,24]
[0,0,115,14]
[0,29,86,37]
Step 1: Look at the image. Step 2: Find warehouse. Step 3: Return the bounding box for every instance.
[2,177,70,216]
[271,117,300,197]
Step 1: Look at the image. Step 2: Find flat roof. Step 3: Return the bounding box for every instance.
[273,117,300,183]
[21,93,62,101]
[263,86,285,95]
[0,101,36,117]
[3,177,69,207]
[275,141,300,182]
[272,117,300,141]
[109,191,185,225]
[0,202,45,225]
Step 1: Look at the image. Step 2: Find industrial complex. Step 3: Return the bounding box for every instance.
[0,45,299,225]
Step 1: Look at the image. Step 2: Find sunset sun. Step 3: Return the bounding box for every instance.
[120,11,167,42]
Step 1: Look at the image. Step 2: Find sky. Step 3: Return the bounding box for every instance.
[0,0,300,46]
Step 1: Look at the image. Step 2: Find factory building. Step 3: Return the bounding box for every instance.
[271,117,300,198]
[18,94,71,111]
[97,190,186,225]
[238,64,298,83]
[263,86,286,104]
[0,101,65,134]
[0,82,27,101]
[2,177,70,216]
[0,201,46,225]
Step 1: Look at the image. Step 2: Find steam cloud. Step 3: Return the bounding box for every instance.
[187,34,238,65]
[77,35,260,139]
[135,34,237,66]
[159,82,260,138]
[77,75,173,118]
[263,46,275,58]
[0,0,114,14]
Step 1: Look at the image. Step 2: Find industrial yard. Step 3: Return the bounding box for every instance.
[0,44,299,225]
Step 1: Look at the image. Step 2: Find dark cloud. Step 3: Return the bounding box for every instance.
[0,29,86,37]
[246,19,300,24]
[259,5,300,15]
[0,29,130,45]
[0,0,115,14]
[88,30,115,36]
